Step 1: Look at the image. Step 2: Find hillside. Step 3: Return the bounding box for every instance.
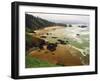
[25,14,66,32]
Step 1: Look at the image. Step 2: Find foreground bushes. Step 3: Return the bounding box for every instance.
[26,55,58,68]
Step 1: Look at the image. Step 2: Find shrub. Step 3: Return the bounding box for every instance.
[26,34,33,51]
[25,55,58,68]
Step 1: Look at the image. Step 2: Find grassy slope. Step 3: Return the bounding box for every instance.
[26,55,58,68]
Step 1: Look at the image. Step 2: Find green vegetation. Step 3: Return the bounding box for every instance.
[26,34,33,51]
[26,27,34,33]
[25,14,66,31]
[25,14,55,30]
[26,55,58,68]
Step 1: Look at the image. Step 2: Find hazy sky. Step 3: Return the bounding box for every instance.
[27,12,89,25]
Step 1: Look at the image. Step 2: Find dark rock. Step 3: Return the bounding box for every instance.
[57,39,66,44]
[47,43,57,51]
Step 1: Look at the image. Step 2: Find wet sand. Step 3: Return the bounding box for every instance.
[29,44,83,66]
